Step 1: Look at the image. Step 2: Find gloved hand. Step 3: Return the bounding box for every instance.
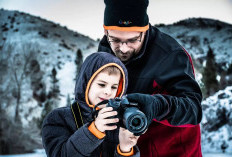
[127,93,168,125]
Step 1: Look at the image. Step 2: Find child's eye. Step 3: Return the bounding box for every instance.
[111,86,118,90]
[98,83,105,87]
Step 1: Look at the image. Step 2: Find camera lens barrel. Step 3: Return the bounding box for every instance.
[123,107,147,136]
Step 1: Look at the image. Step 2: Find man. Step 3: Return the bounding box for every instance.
[98,0,203,156]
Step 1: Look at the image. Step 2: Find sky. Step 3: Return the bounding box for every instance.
[1,0,232,40]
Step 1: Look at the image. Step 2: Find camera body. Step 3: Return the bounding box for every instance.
[106,97,147,136]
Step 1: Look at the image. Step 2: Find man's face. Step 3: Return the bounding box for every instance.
[106,30,145,62]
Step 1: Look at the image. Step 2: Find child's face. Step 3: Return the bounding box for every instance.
[88,71,121,106]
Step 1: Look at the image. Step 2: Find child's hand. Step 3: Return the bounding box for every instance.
[94,104,119,132]
[119,127,140,153]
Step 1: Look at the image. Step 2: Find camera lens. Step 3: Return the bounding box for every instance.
[123,107,147,136]
[132,118,141,127]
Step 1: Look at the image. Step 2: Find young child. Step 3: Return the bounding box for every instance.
[42,52,140,157]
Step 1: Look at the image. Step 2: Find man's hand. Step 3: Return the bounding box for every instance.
[94,104,119,132]
[119,127,139,153]
[127,93,161,125]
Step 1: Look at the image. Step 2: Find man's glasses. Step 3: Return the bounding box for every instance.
[107,31,142,47]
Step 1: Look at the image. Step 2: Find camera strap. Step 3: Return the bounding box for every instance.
[71,101,84,129]
[92,100,109,119]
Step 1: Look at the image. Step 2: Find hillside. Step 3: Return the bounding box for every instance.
[156,18,232,70]
[0,8,98,118]
[157,17,232,98]
[1,9,232,154]
[201,86,232,153]
[0,9,98,154]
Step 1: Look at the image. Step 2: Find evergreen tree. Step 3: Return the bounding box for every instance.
[49,68,60,98]
[37,67,60,130]
[219,71,227,90]
[227,63,232,75]
[75,49,83,78]
[38,100,53,130]
[66,94,71,106]
[202,46,219,97]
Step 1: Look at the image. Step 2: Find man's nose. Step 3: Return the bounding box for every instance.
[119,42,130,53]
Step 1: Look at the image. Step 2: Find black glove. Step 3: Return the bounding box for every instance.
[127,92,203,126]
[127,93,169,125]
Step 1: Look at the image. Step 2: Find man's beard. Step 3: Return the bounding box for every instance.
[114,49,137,62]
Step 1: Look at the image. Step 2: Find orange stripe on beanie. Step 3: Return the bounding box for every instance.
[103,0,149,32]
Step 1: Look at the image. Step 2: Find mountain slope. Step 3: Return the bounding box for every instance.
[0,9,98,123]
[156,18,232,69]
[201,86,232,153]
[1,9,232,154]
[0,9,98,154]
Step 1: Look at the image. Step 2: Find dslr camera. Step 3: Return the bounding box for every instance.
[93,96,147,136]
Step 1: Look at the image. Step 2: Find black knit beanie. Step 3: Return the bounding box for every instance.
[104,0,149,32]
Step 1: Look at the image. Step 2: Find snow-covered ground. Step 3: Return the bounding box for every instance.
[0,149,46,157]
[204,154,232,157]
[0,154,46,157]
[201,86,232,153]
[0,149,231,157]
[0,153,232,157]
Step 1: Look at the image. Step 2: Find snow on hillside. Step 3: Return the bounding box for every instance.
[201,86,232,153]
[1,9,232,155]
[157,18,232,70]
[0,9,98,127]
[0,150,231,157]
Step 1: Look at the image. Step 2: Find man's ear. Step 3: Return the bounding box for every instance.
[104,29,108,36]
